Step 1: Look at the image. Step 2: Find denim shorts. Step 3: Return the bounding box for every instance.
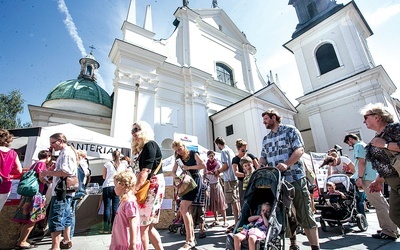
[48,196,73,233]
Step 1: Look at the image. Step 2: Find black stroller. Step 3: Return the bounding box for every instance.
[226,167,294,250]
[315,174,368,235]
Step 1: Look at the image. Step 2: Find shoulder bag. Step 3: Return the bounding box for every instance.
[379,132,400,174]
[383,148,400,174]
[136,160,162,204]
[174,170,197,197]
[17,163,40,197]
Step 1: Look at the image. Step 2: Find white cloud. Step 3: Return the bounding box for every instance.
[367,4,400,27]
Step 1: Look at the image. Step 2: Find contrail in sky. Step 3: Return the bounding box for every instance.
[57,0,86,56]
[57,0,106,88]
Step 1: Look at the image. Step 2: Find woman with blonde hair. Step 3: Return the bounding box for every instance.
[0,129,22,211]
[172,140,206,250]
[131,121,165,250]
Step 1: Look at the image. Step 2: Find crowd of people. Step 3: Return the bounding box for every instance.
[1,101,400,250]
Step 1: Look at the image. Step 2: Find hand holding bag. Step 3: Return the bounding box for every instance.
[17,163,40,197]
[174,171,197,197]
[136,161,162,204]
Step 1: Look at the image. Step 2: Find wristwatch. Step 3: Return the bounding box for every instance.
[384,142,389,149]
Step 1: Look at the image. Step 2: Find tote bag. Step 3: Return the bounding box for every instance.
[17,164,39,197]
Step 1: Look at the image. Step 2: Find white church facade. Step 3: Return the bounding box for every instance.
[28,0,399,162]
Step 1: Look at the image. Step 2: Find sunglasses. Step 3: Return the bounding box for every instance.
[363,113,375,120]
[241,149,248,153]
[50,139,60,145]
[131,127,141,134]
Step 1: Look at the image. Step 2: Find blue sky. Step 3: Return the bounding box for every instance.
[1,0,400,124]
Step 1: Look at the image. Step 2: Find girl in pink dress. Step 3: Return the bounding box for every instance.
[110,171,142,250]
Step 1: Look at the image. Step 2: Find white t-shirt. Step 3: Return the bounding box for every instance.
[331,156,353,175]
[103,161,128,188]
[51,146,78,196]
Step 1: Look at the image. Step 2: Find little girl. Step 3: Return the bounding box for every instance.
[241,156,255,191]
[234,202,271,250]
[109,171,142,250]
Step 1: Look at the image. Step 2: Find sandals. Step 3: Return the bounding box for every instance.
[15,244,35,249]
[209,221,220,227]
[199,232,206,239]
[60,241,73,249]
[222,222,229,228]
[289,245,300,250]
[178,241,196,250]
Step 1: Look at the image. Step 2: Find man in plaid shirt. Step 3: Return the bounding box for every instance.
[259,109,320,250]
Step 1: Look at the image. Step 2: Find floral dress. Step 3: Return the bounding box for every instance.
[136,141,165,226]
[12,162,47,223]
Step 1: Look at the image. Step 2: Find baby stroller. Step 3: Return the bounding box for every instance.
[226,167,294,250]
[315,174,368,235]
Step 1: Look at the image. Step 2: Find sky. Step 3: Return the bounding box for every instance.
[1,0,400,125]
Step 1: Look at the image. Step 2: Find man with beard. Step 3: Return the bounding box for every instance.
[259,109,320,250]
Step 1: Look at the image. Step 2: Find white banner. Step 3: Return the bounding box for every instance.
[310,152,328,188]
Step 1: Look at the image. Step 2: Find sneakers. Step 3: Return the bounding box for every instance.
[372,232,397,241]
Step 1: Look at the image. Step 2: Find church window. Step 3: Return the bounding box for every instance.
[86,65,93,76]
[316,43,340,75]
[216,63,234,86]
[307,2,318,19]
[226,124,234,136]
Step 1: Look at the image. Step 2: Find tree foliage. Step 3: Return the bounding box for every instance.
[0,89,28,129]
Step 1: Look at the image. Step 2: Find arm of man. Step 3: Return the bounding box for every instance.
[277,147,304,172]
[356,158,366,187]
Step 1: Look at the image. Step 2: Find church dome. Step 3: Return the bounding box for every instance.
[44,78,112,109]
[42,51,113,117]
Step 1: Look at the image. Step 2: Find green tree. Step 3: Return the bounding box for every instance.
[0,89,28,129]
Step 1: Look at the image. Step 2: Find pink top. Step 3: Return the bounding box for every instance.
[110,196,142,250]
[30,161,48,194]
[0,149,18,194]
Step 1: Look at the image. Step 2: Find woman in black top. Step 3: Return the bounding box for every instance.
[172,140,206,250]
[132,121,165,250]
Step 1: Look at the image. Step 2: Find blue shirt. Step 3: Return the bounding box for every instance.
[261,124,305,183]
[353,141,377,181]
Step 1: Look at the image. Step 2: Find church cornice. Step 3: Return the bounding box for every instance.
[296,65,396,104]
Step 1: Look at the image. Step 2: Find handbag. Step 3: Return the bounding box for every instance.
[17,163,40,197]
[135,160,162,204]
[383,148,400,174]
[30,194,46,222]
[174,171,197,197]
[65,175,79,192]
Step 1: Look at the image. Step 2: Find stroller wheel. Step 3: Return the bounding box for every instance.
[320,219,327,232]
[356,214,368,231]
[173,225,179,233]
[168,225,174,232]
[339,223,345,235]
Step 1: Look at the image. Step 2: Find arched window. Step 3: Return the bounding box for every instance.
[86,65,93,76]
[316,43,340,75]
[216,63,234,86]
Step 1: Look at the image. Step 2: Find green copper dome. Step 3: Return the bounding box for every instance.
[44,78,112,109]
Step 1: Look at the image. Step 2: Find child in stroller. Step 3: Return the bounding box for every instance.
[234,202,271,250]
[316,174,368,234]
